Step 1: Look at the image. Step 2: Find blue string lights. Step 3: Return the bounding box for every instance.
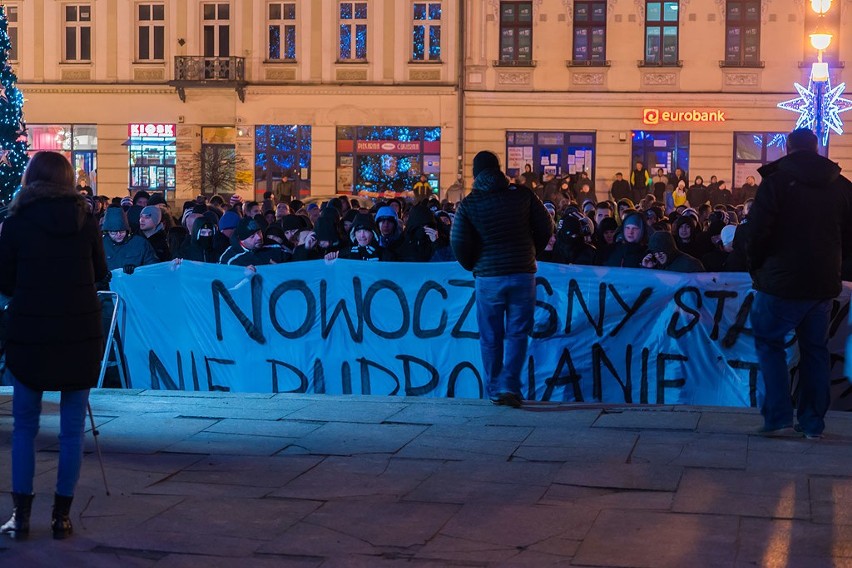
[778,77,852,146]
[0,5,27,204]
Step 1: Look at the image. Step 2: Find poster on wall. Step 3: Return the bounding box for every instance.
[336,167,353,192]
[734,162,762,188]
[507,147,524,170]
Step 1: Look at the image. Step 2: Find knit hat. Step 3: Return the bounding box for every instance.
[598,217,618,233]
[280,214,303,232]
[647,231,678,255]
[219,210,240,232]
[140,205,162,226]
[102,206,130,231]
[120,196,133,208]
[147,192,166,206]
[235,217,262,241]
[132,190,150,205]
[229,194,244,207]
[622,212,643,228]
[473,150,500,178]
[720,224,737,247]
[314,215,339,244]
[351,212,376,233]
[374,206,398,222]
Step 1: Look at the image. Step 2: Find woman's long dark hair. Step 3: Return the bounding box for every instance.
[22,151,75,188]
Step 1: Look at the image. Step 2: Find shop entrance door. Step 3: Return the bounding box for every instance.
[630,130,690,181]
[73,150,97,192]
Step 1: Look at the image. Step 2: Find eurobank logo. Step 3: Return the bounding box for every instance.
[642,109,726,125]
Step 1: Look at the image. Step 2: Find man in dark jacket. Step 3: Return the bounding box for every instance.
[641,231,704,273]
[610,172,631,202]
[451,151,553,408]
[746,128,852,439]
[138,205,171,262]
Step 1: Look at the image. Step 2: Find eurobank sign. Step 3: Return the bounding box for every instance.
[642,109,727,125]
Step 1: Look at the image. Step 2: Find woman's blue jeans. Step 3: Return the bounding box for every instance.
[8,371,90,497]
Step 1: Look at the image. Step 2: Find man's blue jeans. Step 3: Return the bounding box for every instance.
[750,291,832,436]
[7,370,90,497]
[475,273,536,398]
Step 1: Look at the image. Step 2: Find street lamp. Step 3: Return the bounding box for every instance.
[810,0,832,15]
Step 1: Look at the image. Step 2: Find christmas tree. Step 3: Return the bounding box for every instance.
[0,5,27,205]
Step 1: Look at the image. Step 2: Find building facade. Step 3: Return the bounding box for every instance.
[10,0,852,202]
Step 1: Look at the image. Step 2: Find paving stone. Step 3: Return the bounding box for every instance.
[202,418,322,438]
[540,485,674,511]
[257,521,378,557]
[384,401,498,425]
[630,431,748,469]
[405,476,547,505]
[283,400,410,424]
[696,410,764,434]
[422,423,533,442]
[468,406,601,429]
[173,455,322,488]
[439,502,598,548]
[164,431,293,456]
[514,429,638,463]
[553,462,683,491]
[736,517,852,565]
[155,554,321,568]
[281,422,427,456]
[414,533,523,563]
[395,430,522,461]
[77,415,219,454]
[304,498,459,548]
[593,409,700,431]
[269,455,441,500]
[810,477,852,525]
[77,494,187,533]
[574,510,739,567]
[672,469,810,519]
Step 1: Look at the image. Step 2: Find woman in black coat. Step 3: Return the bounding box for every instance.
[0,151,107,540]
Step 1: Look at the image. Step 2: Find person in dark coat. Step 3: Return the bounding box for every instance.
[746,128,852,439]
[552,212,597,266]
[0,151,108,540]
[341,213,384,261]
[630,161,651,203]
[176,213,224,263]
[451,151,553,408]
[138,205,171,262]
[641,231,705,273]
[733,175,759,205]
[397,204,438,262]
[610,172,632,202]
[687,176,708,208]
[606,210,648,268]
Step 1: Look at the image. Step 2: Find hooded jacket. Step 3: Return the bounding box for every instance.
[450,169,553,276]
[605,210,648,268]
[0,182,108,391]
[396,204,436,262]
[747,150,852,299]
[552,214,597,266]
[646,231,705,273]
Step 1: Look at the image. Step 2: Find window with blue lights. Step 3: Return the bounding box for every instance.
[500,2,533,63]
[644,1,678,65]
[724,1,760,66]
[412,2,441,62]
[573,1,606,63]
[254,125,312,199]
[339,2,368,61]
[268,2,297,61]
[733,132,789,188]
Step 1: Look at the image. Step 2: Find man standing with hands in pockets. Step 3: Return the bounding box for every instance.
[451,151,553,408]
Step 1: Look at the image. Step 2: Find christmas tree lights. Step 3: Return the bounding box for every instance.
[0,5,27,205]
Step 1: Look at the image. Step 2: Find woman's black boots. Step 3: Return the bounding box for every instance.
[0,492,34,539]
[51,494,74,540]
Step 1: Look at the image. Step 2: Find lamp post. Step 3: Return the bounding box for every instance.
[810,0,832,154]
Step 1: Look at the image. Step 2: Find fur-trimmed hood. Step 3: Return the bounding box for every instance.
[8,181,88,235]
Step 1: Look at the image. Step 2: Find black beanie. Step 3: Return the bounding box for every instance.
[473,151,500,178]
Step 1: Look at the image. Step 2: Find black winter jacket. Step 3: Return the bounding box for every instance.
[451,170,553,276]
[0,182,107,391]
[747,150,852,299]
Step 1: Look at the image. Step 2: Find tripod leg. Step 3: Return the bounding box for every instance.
[87,402,110,496]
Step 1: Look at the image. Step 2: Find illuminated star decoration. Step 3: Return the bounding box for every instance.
[0,150,12,168]
[0,84,6,103]
[778,77,852,146]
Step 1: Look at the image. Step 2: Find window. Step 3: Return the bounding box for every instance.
[339,2,367,60]
[64,4,92,62]
[725,1,760,65]
[268,2,297,60]
[572,1,606,62]
[804,6,840,65]
[500,2,533,63]
[6,6,18,62]
[733,132,788,187]
[202,3,230,58]
[137,3,165,61]
[254,125,312,199]
[412,2,441,61]
[644,1,678,65]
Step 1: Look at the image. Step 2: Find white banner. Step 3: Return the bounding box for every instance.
[109,261,852,409]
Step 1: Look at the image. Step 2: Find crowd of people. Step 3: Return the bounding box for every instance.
[27,163,766,280]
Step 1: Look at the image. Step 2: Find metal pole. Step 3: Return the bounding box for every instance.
[87,402,110,496]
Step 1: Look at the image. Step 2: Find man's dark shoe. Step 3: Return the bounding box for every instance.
[794,425,823,440]
[490,392,522,409]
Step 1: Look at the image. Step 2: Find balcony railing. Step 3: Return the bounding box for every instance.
[169,56,248,102]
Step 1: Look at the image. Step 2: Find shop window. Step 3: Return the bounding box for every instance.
[631,130,689,181]
[644,1,678,65]
[505,131,596,185]
[412,2,441,62]
[733,132,788,187]
[336,126,441,196]
[268,2,297,60]
[499,1,533,63]
[7,5,18,62]
[137,3,165,61]
[127,124,176,196]
[725,1,760,66]
[254,125,311,200]
[64,4,92,62]
[28,124,98,193]
[572,1,606,63]
[339,2,368,61]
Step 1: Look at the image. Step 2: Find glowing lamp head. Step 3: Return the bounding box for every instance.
[810,32,833,51]
[811,0,832,14]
